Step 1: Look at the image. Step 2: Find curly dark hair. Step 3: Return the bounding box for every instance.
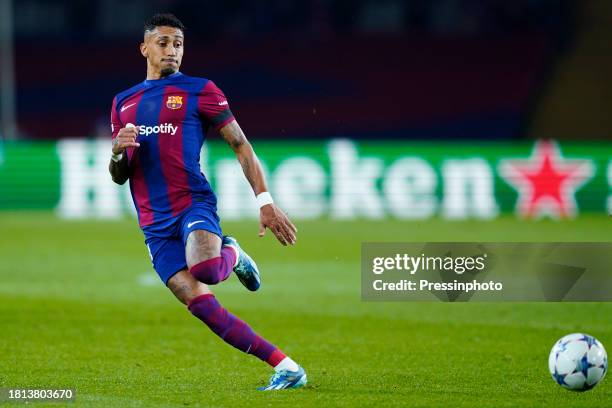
[144,13,185,35]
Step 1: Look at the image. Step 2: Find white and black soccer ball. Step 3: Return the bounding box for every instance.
[549,333,607,391]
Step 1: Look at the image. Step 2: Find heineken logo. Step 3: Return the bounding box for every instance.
[499,140,595,219]
[30,139,610,220]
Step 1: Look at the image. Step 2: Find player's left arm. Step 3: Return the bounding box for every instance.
[219,120,297,246]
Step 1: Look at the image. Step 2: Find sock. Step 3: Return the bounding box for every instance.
[189,247,236,284]
[274,356,300,373]
[188,294,286,367]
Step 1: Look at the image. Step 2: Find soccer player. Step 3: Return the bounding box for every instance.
[108,13,306,390]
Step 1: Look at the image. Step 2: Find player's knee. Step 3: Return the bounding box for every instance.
[189,257,223,285]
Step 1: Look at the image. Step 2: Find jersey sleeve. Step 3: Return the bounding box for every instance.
[197,80,235,131]
[110,96,122,140]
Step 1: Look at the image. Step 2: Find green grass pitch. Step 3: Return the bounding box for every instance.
[0,213,611,407]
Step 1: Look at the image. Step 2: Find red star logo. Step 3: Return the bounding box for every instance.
[499,141,594,219]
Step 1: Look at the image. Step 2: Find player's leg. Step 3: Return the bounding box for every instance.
[166,268,212,305]
[185,230,235,285]
[181,207,260,291]
[182,229,306,389]
[171,266,285,364]
[184,230,280,363]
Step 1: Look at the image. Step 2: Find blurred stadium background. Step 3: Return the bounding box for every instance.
[0,0,611,219]
[0,0,611,406]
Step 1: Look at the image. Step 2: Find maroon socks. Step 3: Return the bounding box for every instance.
[188,294,286,367]
[189,247,236,284]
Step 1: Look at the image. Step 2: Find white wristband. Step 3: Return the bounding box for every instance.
[256,192,274,208]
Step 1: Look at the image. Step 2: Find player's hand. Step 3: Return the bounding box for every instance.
[258,204,297,246]
[112,124,140,155]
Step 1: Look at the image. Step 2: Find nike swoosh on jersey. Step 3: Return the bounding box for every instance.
[187,220,207,228]
[121,103,136,112]
[217,101,228,106]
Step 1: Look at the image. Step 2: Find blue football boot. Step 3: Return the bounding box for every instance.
[222,235,261,291]
[258,366,307,391]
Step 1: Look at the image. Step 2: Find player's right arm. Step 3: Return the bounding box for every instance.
[108,97,139,185]
[109,126,139,184]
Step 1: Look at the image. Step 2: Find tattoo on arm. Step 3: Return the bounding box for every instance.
[219,120,268,194]
[220,121,247,150]
[238,154,257,189]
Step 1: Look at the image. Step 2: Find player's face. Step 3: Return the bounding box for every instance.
[141,26,184,77]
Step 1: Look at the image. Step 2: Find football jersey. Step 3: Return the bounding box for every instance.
[110,72,234,227]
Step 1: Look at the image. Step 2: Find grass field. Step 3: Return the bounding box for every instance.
[1,212,611,407]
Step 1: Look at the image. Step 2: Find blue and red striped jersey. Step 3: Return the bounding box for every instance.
[110,72,234,227]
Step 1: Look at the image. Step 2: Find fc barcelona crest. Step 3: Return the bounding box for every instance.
[166,95,183,110]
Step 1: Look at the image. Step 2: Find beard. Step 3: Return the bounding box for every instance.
[160,66,177,77]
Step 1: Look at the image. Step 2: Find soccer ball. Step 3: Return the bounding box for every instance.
[548,333,607,391]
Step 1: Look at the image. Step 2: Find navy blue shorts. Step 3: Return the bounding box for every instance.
[142,205,223,285]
